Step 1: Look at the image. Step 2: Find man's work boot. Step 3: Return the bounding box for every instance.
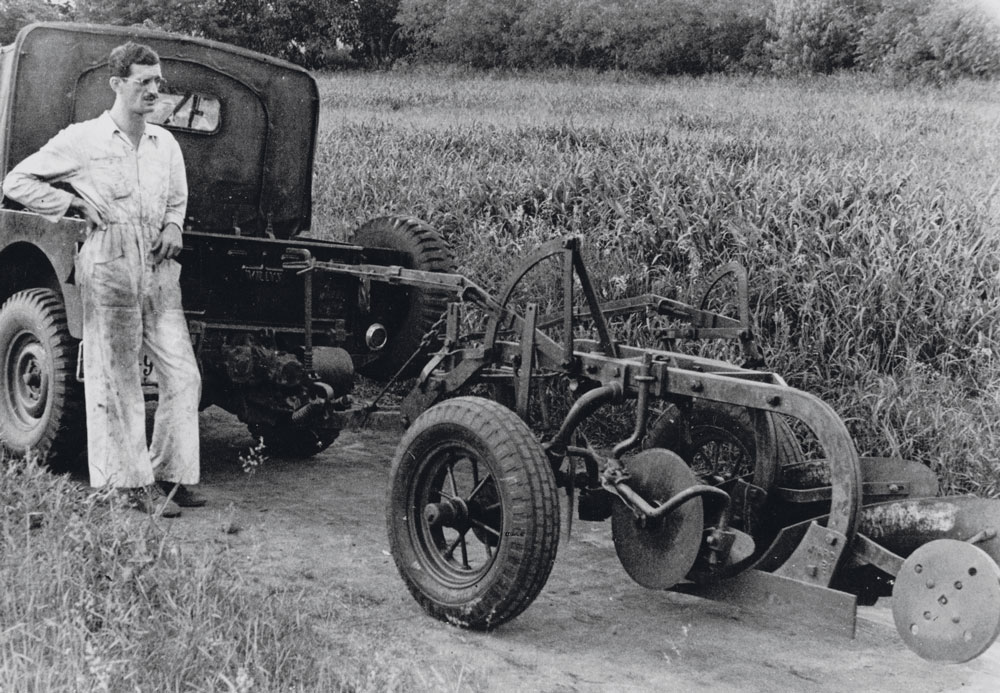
[157,480,207,508]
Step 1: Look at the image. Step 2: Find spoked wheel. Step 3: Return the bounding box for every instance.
[479,238,607,428]
[644,401,803,571]
[645,401,802,486]
[386,396,559,629]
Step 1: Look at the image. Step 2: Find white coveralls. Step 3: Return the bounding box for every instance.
[2,112,201,488]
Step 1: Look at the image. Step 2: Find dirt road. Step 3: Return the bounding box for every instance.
[174,407,999,692]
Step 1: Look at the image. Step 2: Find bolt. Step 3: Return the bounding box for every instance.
[926,579,936,589]
[938,595,948,606]
[954,581,963,590]
[826,534,837,546]
[914,564,923,574]
[691,381,704,393]
[768,395,781,406]
[924,611,933,620]
[888,484,901,493]
[807,564,818,577]
[952,616,962,624]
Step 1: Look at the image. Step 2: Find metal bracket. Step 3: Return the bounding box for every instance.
[773,521,850,587]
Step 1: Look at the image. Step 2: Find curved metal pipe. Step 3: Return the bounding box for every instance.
[548,382,624,455]
[615,483,731,520]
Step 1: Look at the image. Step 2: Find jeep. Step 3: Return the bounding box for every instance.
[0,22,453,465]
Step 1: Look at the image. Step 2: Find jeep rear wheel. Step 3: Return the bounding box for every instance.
[0,288,85,467]
[351,216,455,380]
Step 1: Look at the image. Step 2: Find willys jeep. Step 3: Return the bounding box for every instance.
[2,23,1000,666]
[0,22,453,464]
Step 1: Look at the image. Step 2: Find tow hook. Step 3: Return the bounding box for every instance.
[291,381,334,424]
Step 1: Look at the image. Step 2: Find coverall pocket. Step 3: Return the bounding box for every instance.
[89,155,133,201]
[78,228,134,307]
[83,252,136,307]
[84,227,124,265]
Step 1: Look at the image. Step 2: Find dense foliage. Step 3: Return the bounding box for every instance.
[0,0,387,68]
[2,0,999,79]
[395,0,1000,79]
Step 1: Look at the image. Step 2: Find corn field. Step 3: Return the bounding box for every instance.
[313,69,1000,497]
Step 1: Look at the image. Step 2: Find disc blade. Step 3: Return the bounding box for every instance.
[611,448,704,589]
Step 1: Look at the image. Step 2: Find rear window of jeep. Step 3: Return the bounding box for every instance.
[149,91,221,134]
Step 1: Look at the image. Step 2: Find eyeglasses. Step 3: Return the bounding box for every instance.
[120,76,167,91]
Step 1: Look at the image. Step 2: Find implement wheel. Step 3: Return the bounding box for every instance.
[0,288,84,468]
[386,396,559,629]
[351,216,455,380]
[645,401,802,485]
[645,401,802,557]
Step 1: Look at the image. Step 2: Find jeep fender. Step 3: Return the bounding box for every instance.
[0,209,84,338]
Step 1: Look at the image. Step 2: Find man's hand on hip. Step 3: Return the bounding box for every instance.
[70,196,107,232]
[152,223,183,263]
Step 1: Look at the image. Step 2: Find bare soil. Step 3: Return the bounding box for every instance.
[172,407,999,692]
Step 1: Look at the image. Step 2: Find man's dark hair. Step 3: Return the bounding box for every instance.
[108,42,159,78]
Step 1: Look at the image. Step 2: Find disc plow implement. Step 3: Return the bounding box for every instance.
[289,236,1000,663]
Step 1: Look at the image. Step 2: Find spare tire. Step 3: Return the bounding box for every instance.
[351,216,455,380]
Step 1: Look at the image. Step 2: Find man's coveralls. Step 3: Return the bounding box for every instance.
[3,112,201,488]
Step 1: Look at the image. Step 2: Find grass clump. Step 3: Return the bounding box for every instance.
[0,453,469,692]
[0,453,321,691]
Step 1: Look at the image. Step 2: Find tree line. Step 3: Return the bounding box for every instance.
[2,0,998,81]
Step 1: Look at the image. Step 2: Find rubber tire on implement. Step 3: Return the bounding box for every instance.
[386,396,560,629]
[351,216,455,380]
[0,288,85,468]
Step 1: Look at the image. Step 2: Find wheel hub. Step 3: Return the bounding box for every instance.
[8,336,49,421]
[424,496,470,529]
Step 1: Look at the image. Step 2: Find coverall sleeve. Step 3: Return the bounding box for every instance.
[2,127,82,223]
[162,136,188,230]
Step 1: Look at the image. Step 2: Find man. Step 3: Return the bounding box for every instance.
[3,41,204,517]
